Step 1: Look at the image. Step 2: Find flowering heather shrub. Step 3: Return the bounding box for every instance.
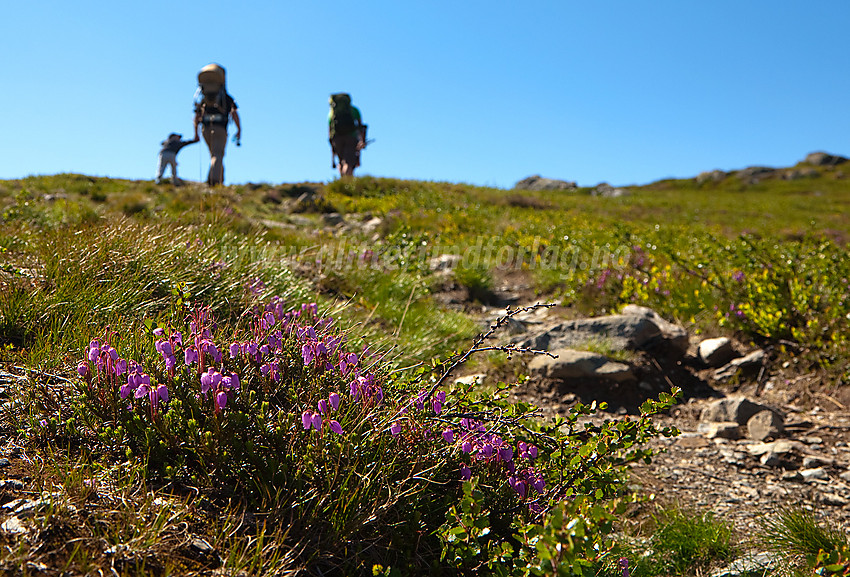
[65,296,679,572]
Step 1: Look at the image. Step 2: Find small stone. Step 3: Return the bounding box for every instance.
[760,452,783,467]
[0,479,24,491]
[747,410,784,441]
[822,493,849,506]
[454,374,487,386]
[802,455,832,469]
[839,470,850,482]
[0,458,11,468]
[698,421,741,440]
[698,337,736,367]
[1,516,27,535]
[800,467,829,482]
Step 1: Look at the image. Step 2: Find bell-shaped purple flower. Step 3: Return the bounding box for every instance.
[329,420,343,435]
[498,446,514,463]
[329,392,340,411]
[229,342,241,358]
[317,399,329,415]
[460,465,472,480]
[311,413,323,431]
[215,390,228,411]
[390,421,402,436]
[185,347,198,366]
[442,429,454,443]
[302,411,314,430]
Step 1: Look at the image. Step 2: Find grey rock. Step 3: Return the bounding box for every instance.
[805,151,848,166]
[429,254,461,273]
[736,166,776,183]
[697,421,741,440]
[698,337,736,367]
[517,306,687,356]
[710,551,776,577]
[1,516,27,535]
[760,452,784,467]
[745,439,802,457]
[839,469,850,482]
[800,467,829,481]
[454,373,487,386]
[0,458,10,468]
[701,396,775,425]
[802,455,832,469]
[515,175,578,191]
[528,348,635,382]
[696,170,727,185]
[322,212,345,227]
[714,349,765,381]
[0,479,24,491]
[747,410,784,441]
[783,167,819,180]
[621,305,689,354]
[592,183,629,198]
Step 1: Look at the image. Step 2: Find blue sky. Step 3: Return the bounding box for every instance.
[5,1,849,188]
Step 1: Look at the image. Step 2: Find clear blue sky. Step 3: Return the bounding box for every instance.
[5,1,849,188]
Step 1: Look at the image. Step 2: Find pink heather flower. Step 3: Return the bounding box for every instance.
[77,362,90,378]
[329,420,343,435]
[229,342,240,358]
[185,347,198,365]
[260,363,271,377]
[302,411,313,430]
[528,445,538,459]
[229,373,240,389]
[480,444,494,459]
[311,413,323,431]
[156,384,169,403]
[317,399,329,415]
[152,327,165,337]
[390,422,402,436]
[498,446,514,463]
[460,465,472,480]
[620,558,630,577]
[532,476,546,493]
[214,390,228,411]
[461,441,473,453]
[200,368,222,396]
[509,477,527,498]
[442,429,454,443]
[329,392,340,411]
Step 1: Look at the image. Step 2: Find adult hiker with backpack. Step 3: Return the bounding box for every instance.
[193,63,241,186]
[328,93,366,177]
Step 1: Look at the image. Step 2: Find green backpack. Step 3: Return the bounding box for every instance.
[329,93,357,139]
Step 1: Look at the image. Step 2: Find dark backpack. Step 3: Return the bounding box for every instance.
[329,93,357,138]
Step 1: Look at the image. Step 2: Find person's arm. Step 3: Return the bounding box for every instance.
[231,109,241,142]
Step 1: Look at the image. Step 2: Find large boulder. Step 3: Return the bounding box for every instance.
[804,151,848,166]
[700,396,781,425]
[528,348,635,382]
[516,306,687,356]
[515,175,577,191]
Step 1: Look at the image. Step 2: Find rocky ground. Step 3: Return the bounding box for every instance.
[457,297,850,573]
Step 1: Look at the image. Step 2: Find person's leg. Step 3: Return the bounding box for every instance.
[170,158,179,184]
[202,125,228,185]
[156,152,168,183]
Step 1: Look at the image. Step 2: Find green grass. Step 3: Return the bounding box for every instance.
[1,168,850,574]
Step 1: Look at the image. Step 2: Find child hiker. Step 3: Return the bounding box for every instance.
[156,133,199,185]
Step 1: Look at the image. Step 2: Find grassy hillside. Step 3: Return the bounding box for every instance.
[1,162,849,575]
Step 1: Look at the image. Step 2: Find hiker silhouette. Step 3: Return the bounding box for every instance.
[328,93,367,177]
[193,63,241,186]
